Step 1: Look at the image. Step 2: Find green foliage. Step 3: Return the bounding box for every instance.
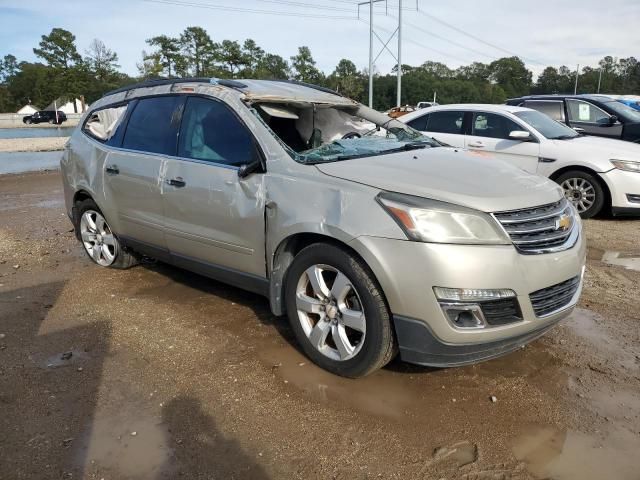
[2,25,640,113]
[33,28,82,70]
[290,46,324,84]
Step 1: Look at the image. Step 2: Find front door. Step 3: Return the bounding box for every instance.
[464,112,540,173]
[566,99,623,138]
[162,95,266,280]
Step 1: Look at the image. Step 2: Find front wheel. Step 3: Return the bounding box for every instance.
[556,170,605,218]
[284,243,396,378]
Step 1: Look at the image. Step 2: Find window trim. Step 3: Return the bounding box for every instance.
[566,99,611,125]
[469,111,540,143]
[83,93,267,173]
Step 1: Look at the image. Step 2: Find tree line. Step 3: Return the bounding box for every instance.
[1,26,638,113]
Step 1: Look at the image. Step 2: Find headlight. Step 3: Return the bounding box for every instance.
[376,192,510,244]
[610,159,640,173]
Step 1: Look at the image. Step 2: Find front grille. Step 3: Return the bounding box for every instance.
[493,199,576,254]
[529,276,580,317]
[480,298,522,326]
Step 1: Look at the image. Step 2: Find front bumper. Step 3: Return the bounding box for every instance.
[599,168,640,215]
[349,230,586,366]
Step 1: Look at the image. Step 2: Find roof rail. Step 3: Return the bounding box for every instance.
[102,77,247,97]
[270,79,344,98]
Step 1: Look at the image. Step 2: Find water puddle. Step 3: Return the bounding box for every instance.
[0,151,62,174]
[601,251,640,272]
[43,349,89,368]
[513,424,640,480]
[0,126,73,139]
[77,410,174,479]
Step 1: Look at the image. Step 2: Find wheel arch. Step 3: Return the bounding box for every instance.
[549,165,612,211]
[268,232,387,317]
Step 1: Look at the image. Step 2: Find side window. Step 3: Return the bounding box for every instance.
[407,114,429,131]
[567,100,609,123]
[122,96,182,155]
[524,101,564,121]
[426,111,464,134]
[83,105,128,143]
[472,112,523,140]
[178,96,256,167]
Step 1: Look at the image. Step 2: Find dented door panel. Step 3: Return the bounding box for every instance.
[162,158,266,277]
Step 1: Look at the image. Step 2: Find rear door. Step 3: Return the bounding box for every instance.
[410,110,466,147]
[464,111,540,173]
[566,99,623,138]
[162,95,266,280]
[103,95,184,250]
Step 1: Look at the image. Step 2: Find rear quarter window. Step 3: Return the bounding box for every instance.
[406,114,430,131]
[83,105,128,143]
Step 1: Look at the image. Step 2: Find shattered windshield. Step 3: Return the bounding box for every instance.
[252,101,442,164]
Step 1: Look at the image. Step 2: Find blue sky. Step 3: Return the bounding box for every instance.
[1,0,638,77]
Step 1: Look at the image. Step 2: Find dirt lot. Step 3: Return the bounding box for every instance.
[1,171,639,480]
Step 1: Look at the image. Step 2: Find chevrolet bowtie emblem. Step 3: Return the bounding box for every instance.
[556,214,572,231]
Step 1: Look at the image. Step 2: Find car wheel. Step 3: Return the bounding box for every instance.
[76,198,138,269]
[25,118,32,125]
[556,170,605,219]
[284,243,396,378]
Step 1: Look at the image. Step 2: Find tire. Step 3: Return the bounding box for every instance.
[555,170,605,219]
[48,119,54,124]
[24,118,32,125]
[284,243,396,378]
[75,198,138,269]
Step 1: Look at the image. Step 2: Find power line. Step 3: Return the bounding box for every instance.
[142,0,357,19]
[415,9,545,65]
[389,15,498,61]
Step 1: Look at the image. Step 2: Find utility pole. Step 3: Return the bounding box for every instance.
[597,69,602,93]
[396,0,402,107]
[368,0,374,107]
[574,64,579,95]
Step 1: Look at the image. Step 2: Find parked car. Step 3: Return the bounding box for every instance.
[385,105,415,118]
[417,101,439,109]
[401,104,640,218]
[61,79,585,377]
[505,94,640,143]
[22,110,67,125]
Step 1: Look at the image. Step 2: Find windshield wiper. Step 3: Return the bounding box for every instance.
[550,135,579,140]
[401,142,429,150]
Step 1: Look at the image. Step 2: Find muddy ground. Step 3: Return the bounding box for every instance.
[0,171,638,480]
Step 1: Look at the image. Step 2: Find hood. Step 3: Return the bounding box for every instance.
[548,134,640,167]
[315,147,562,213]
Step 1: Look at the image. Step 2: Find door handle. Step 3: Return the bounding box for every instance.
[467,142,484,148]
[105,164,119,175]
[166,177,186,188]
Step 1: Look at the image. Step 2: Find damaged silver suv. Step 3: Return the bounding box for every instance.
[61,78,586,377]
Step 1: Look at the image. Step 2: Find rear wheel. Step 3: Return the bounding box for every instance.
[556,170,605,218]
[284,243,396,378]
[75,199,137,269]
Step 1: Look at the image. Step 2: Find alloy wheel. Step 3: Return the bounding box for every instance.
[561,177,596,213]
[295,264,366,361]
[80,210,118,266]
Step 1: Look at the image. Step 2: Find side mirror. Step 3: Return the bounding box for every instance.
[508,130,531,141]
[609,114,618,125]
[573,127,585,134]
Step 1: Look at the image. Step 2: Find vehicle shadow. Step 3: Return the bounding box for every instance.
[161,395,270,479]
[0,280,111,479]
[137,260,439,376]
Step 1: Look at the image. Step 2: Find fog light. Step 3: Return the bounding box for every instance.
[441,303,487,329]
[433,287,516,302]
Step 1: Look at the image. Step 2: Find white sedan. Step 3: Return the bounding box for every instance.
[401,104,640,218]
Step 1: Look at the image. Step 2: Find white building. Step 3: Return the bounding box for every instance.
[17,104,38,115]
[45,98,87,114]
